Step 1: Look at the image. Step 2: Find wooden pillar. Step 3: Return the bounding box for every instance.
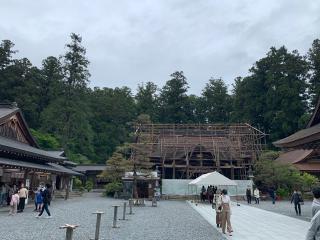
[65,176,70,200]
[231,166,235,180]
[172,160,175,179]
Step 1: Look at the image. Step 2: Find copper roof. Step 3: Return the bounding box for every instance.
[0,136,64,162]
[275,149,314,164]
[294,163,320,171]
[72,164,107,172]
[273,124,320,148]
[0,157,81,175]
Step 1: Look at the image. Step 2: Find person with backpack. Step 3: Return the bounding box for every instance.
[36,183,52,218]
[291,189,303,216]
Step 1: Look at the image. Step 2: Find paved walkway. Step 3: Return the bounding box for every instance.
[240,200,312,222]
[188,201,311,240]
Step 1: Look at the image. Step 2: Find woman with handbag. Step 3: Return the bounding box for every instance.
[220,189,233,236]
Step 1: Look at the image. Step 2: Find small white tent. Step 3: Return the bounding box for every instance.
[187,171,238,198]
[188,171,237,186]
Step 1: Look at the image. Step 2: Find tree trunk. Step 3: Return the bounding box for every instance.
[133,167,138,198]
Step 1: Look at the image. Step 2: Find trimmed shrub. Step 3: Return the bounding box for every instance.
[85,180,94,192]
[104,182,123,197]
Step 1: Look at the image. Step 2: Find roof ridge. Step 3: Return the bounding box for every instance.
[0,102,18,109]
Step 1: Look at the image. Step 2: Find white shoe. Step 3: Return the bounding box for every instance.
[45,216,52,219]
[35,215,40,218]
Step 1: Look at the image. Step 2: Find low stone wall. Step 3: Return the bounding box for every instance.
[161,179,253,197]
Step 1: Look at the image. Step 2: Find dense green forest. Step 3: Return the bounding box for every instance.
[1,33,320,163]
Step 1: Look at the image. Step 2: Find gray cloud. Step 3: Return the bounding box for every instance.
[1,0,319,94]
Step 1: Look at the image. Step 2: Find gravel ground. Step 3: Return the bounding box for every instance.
[0,193,222,240]
[238,200,312,222]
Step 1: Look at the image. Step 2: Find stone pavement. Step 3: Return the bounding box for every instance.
[188,201,311,240]
[241,200,312,222]
[0,193,223,240]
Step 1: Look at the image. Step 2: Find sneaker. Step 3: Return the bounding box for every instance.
[35,215,40,218]
[45,216,52,219]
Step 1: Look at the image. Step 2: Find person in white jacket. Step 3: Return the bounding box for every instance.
[254,188,260,204]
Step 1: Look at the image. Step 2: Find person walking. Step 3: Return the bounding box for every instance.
[291,190,303,216]
[246,188,252,204]
[270,188,276,204]
[254,188,260,204]
[36,184,52,218]
[9,190,19,216]
[220,189,233,236]
[17,183,28,212]
[306,187,320,240]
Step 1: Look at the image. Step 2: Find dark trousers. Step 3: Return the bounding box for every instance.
[247,195,251,204]
[18,197,26,212]
[39,202,51,216]
[255,197,260,204]
[294,203,301,215]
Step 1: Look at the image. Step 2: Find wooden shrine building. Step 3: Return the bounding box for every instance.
[133,124,266,180]
[0,103,80,191]
[274,98,320,176]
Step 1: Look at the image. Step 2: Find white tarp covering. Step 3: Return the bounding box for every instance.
[188,171,237,186]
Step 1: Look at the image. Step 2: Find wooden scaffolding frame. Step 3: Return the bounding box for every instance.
[132,123,266,180]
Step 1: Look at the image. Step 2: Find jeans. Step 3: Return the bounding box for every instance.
[39,202,51,216]
[0,193,5,206]
[255,197,260,204]
[247,195,251,204]
[18,197,26,212]
[294,203,301,215]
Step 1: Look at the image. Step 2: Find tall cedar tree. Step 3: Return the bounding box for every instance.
[308,39,320,109]
[232,46,309,141]
[41,33,94,161]
[88,87,135,162]
[159,71,190,123]
[201,78,231,123]
[135,82,159,122]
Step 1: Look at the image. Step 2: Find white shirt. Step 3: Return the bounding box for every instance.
[254,189,260,198]
[221,195,230,204]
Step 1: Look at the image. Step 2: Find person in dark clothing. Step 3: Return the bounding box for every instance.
[270,188,276,204]
[291,190,303,216]
[208,186,214,203]
[200,186,206,202]
[36,184,52,218]
[246,188,252,204]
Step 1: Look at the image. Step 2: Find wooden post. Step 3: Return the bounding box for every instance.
[91,211,104,240]
[119,202,127,220]
[112,205,120,228]
[59,224,79,240]
[128,199,134,215]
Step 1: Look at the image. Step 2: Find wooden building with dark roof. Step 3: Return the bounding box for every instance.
[0,103,80,192]
[274,98,320,175]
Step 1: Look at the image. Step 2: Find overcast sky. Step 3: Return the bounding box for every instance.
[1,0,320,94]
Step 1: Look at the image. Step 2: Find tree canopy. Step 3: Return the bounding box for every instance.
[1,34,320,164]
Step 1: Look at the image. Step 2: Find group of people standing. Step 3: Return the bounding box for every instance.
[0,182,53,217]
[200,185,217,203]
[246,187,260,204]
[0,183,28,215]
